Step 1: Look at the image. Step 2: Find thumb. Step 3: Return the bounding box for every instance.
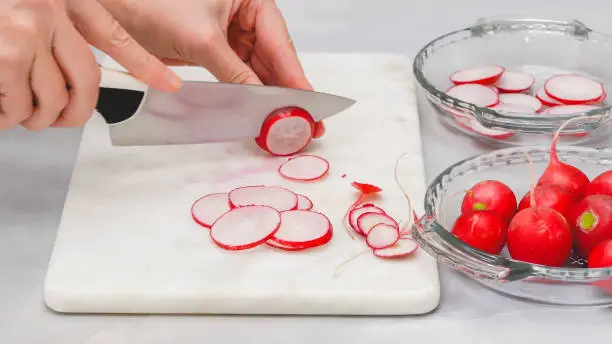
[196,38,262,85]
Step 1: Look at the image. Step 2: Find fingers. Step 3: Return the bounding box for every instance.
[202,37,262,85]
[67,0,182,92]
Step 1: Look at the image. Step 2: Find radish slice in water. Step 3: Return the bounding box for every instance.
[490,102,535,115]
[535,86,562,107]
[498,93,542,112]
[210,205,281,251]
[278,154,329,181]
[494,71,535,93]
[191,193,231,228]
[454,116,514,139]
[446,84,500,107]
[373,238,419,258]
[449,65,505,85]
[366,223,400,249]
[357,212,399,236]
[349,204,386,235]
[544,74,605,105]
[296,194,313,210]
[542,104,600,115]
[255,107,315,156]
[269,210,332,249]
[229,185,298,212]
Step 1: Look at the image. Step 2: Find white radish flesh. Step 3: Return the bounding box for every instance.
[191,192,231,228]
[278,154,329,181]
[349,204,386,235]
[210,205,281,251]
[498,93,542,112]
[357,212,399,236]
[296,194,314,210]
[449,65,505,85]
[269,210,332,249]
[229,185,298,212]
[494,71,534,93]
[535,86,562,107]
[373,238,419,258]
[366,223,400,249]
[446,84,499,107]
[544,74,605,105]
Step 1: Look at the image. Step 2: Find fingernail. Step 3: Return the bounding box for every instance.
[165,69,183,89]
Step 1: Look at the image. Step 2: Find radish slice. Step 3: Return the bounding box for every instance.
[544,74,605,105]
[535,86,562,107]
[349,204,386,235]
[449,65,505,85]
[498,93,542,112]
[373,238,419,259]
[542,104,600,115]
[255,106,315,156]
[210,205,281,250]
[269,210,332,249]
[296,194,313,210]
[278,154,329,181]
[229,185,298,212]
[494,71,535,93]
[454,116,514,139]
[266,240,306,251]
[366,223,400,249]
[490,102,536,114]
[446,84,500,107]
[357,212,399,236]
[191,193,231,228]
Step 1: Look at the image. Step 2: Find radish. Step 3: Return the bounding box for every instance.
[348,204,386,235]
[446,84,500,107]
[498,93,542,112]
[490,102,536,115]
[278,154,329,182]
[568,194,612,258]
[296,194,314,210]
[357,212,399,236]
[351,182,382,194]
[191,192,231,228]
[451,211,508,255]
[587,239,612,268]
[585,171,612,198]
[544,74,605,105]
[254,106,315,156]
[535,117,590,200]
[494,71,535,93]
[373,238,418,259]
[268,210,332,249]
[228,185,298,212]
[449,65,505,85]
[461,180,517,223]
[209,205,281,251]
[517,184,574,220]
[535,86,562,107]
[343,181,382,239]
[366,223,400,249]
[454,116,514,139]
[542,104,600,116]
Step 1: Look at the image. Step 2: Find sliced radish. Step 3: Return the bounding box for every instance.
[191,192,231,228]
[210,205,281,251]
[278,154,329,181]
[229,185,298,212]
[498,93,542,112]
[490,102,536,114]
[494,71,535,93]
[373,238,419,259]
[536,86,562,107]
[357,212,399,236]
[366,223,400,249]
[255,106,315,156]
[542,104,600,115]
[454,116,514,139]
[544,74,605,105]
[349,204,386,235]
[269,210,332,249]
[446,84,500,107]
[449,65,505,85]
[265,240,306,251]
[296,194,313,210]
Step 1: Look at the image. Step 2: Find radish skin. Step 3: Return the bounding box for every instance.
[191,193,231,228]
[461,180,517,223]
[568,194,612,258]
[585,171,612,198]
[517,184,574,220]
[587,239,612,268]
[451,211,508,255]
[357,212,399,236]
[536,86,562,107]
[296,194,314,210]
[449,65,505,85]
[210,205,281,251]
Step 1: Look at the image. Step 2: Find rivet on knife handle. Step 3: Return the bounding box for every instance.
[95,67,148,125]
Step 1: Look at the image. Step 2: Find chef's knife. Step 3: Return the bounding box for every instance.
[95,67,356,146]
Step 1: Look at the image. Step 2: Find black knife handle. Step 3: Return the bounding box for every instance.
[95,67,148,124]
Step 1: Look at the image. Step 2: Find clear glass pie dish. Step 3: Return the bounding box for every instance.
[412,145,612,306]
[413,16,612,147]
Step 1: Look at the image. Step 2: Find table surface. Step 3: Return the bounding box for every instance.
[2,0,612,342]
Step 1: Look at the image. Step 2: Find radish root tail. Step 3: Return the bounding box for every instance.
[395,152,415,236]
[551,114,595,162]
[333,248,370,279]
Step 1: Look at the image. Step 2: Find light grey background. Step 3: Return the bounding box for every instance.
[2,0,612,343]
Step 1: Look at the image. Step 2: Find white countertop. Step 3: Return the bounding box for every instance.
[2,0,612,342]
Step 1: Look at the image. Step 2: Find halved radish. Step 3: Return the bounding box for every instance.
[210,205,281,251]
[255,106,315,156]
[278,154,329,181]
[349,204,386,235]
[191,192,231,228]
[268,210,332,249]
[498,93,542,112]
[535,86,562,107]
[454,116,514,139]
[446,84,500,107]
[493,71,535,93]
[229,185,298,212]
[544,74,605,105]
[357,212,399,236]
[296,194,313,210]
[366,223,400,249]
[373,238,419,259]
[449,65,505,85]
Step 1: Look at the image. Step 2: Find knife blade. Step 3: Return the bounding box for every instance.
[95,67,356,146]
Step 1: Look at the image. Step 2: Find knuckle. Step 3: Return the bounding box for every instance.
[229,70,256,84]
[108,20,133,48]
[26,0,62,13]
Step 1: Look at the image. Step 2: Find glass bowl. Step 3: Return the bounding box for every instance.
[413,16,612,147]
[412,145,612,306]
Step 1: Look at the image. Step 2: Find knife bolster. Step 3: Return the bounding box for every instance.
[96,88,146,124]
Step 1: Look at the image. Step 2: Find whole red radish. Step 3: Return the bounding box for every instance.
[451,211,508,255]
[585,170,612,198]
[461,180,517,222]
[517,184,574,220]
[587,239,612,268]
[568,194,612,258]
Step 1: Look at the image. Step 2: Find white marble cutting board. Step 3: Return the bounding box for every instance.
[43,53,440,315]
